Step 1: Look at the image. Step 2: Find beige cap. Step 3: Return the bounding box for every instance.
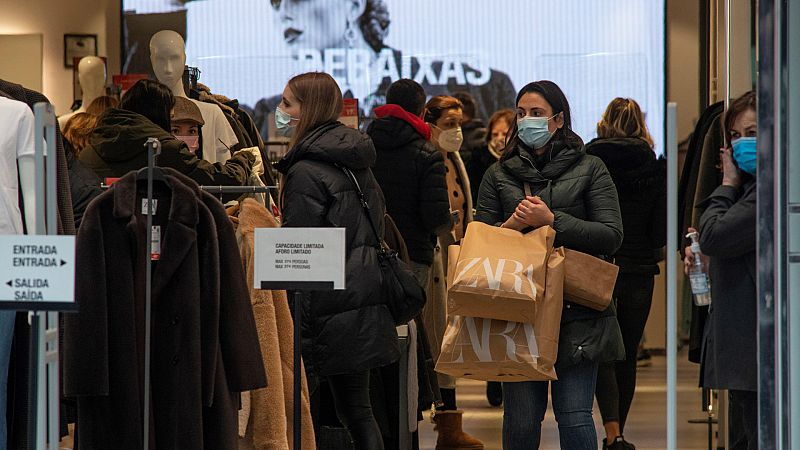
[172,97,205,126]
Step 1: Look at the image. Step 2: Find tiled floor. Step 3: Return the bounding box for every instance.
[418,351,714,450]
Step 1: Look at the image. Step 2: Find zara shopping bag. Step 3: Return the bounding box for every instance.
[447,221,555,324]
[435,245,565,382]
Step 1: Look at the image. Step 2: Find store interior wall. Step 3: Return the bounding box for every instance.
[0,0,121,115]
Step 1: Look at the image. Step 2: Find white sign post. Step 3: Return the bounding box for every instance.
[254,227,346,291]
[253,227,346,450]
[0,235,76,310]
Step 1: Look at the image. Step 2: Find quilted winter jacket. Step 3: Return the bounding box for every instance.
[475,128,625,368]
[276,122,400,381]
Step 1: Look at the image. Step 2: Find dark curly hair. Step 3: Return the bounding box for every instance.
[270,0,390,52]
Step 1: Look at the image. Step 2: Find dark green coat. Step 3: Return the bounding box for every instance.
[80,108,254,186]
[475,128,625,368]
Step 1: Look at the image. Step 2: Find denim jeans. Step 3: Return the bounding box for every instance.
[503,360,599,450]
[0,311,15,448]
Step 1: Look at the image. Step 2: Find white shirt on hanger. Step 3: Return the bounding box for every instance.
[0,97,35,235]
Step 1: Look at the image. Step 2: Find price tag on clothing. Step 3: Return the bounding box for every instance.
[254,228,345,291]
[151,226,161,261]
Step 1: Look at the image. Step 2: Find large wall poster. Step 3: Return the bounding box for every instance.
[123,0,665,152]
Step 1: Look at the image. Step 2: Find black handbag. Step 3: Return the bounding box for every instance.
[340,166,426,325]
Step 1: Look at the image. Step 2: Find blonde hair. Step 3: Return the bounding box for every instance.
[597,98,654,148]
[63,112,98,155]
[287,72,343,147]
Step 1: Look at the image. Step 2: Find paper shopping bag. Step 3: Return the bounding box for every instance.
[563,249,619,311]
[436,247,565,382]
[447,221,555,324]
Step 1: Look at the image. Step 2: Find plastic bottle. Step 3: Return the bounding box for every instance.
[686,231,712,306]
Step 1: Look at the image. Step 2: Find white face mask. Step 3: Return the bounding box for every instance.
[435,126,463,153]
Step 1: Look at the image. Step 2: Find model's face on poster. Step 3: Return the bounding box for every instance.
[274,0,360,51]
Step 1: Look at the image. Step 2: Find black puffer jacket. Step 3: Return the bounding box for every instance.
[368,115,451,265]
[476,128,625,368]
[586,137,666,274]
[80,108,254,186]
[276,122,400,381]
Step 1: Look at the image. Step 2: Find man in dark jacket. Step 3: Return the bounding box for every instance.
[368,79,452,284]
[453,91,487,168]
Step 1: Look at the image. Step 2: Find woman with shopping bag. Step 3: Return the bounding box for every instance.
[474,80,625,450]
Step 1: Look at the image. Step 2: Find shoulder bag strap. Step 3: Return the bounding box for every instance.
[523,181,533,198]
[338,166,385,249]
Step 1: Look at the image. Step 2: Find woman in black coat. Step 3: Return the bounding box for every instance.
[275,72,399,450]
[585,98,666,450]
[684,91,758,449]
[476,80,624,450]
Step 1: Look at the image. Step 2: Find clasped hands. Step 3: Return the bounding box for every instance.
[502,196,555,231]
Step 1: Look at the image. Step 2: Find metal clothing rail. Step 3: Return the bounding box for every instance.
[198,185,276,194]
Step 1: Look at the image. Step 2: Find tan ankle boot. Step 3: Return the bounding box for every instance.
[433,410,484,450]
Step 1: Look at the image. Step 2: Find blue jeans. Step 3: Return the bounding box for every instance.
[0,311,15,449]
[503,360,599,450]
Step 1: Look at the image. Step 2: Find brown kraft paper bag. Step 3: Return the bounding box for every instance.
[563,248,619,311]
[435,245,565,382]
[447,221,555,324]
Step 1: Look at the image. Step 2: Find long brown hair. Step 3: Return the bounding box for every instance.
[597,97,654,148]
[287,72,344,147]
[486,109,516,144]
[63,112,98,155]
[423,95,463,125]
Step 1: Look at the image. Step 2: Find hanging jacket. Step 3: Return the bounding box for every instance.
[475,128,625,368]
[586,137,666,274]
[64,169,266,449]
[235,198,316,450]
[80,108,254,186]
[368,106,452,265]
[276,121,400,382]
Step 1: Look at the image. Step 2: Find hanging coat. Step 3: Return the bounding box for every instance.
[64,170,266,449]
[235,198,316,450]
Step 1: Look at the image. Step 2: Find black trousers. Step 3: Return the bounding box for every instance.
[729,390,758,450]
[311,371,385,450]
[595,273,655,431]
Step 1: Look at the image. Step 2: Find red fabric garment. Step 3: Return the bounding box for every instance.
[373,104,431,141]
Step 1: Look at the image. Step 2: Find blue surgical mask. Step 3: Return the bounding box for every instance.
[517,115,556,149]
[732,137,757,175]
[275,106,298,137]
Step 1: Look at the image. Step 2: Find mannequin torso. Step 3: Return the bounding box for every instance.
[58,56,107,128]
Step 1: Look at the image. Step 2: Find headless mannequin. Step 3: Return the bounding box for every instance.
[149,30,237,164]
[58,57,106,128]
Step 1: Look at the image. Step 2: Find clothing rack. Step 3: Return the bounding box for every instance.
[100,184,277,193]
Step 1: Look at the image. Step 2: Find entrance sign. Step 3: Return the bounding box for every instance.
[0,235,76,310]
[254,228,346,291]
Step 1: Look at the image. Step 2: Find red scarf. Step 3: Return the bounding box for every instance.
[373,104,431,141]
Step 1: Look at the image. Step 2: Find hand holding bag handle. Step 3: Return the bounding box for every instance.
[339,166,426,324]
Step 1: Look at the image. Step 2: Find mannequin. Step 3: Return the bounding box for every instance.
[0,96,36,447]
[58,56,107,128]
[149,30,238,164]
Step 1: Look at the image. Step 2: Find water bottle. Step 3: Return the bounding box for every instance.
[686,231,712,306]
